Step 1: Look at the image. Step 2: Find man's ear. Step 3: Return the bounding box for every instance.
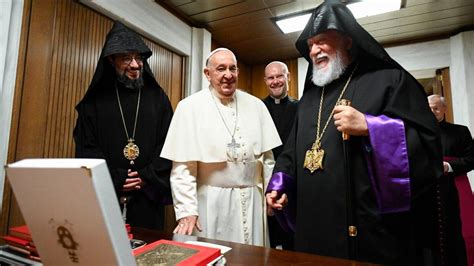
[203,67,211,80]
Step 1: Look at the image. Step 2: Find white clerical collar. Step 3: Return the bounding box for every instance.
[270,94,287,104]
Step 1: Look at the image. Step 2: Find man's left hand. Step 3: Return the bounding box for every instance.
[333,105,369,136]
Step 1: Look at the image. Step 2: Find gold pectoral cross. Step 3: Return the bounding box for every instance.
[123,139,140,165]
[304,141,324,173]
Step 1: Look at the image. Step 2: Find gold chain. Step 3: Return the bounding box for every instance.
[314,64,358,147]
[116,84,141,141]
[116,83,141,165]
[304,64,358,173]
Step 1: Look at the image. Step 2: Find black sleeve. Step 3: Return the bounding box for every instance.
[450,126,474,175]
[73,103,128,193]
[273,108,298,178]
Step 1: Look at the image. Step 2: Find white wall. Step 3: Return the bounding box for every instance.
[449,31,474,129]
[189,28,211,96]
[0,0,24,212]
[297,57,308,100]
[385,31,474,132]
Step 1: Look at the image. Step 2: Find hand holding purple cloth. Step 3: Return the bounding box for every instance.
[266,172,296,233]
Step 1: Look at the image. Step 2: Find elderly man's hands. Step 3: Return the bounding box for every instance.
[333,105,369,136]
[266,190,288,211]
[174,215,202,235]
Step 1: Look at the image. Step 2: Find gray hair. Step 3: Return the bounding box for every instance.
[427,94,446,106]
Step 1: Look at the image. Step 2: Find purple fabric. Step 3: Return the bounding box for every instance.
[445,156,474,266]
[266,172,296,233]
[365,114,411,213]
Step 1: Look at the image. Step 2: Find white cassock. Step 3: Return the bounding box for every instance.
[161,87,281,246]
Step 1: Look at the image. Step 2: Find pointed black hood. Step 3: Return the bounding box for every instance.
[76,21,159,108]
[295,0,401,69]
[101,21,152,59]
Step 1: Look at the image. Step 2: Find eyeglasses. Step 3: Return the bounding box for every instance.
[117,54,144,65]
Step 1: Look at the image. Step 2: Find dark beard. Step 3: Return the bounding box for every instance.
[116,71,144,90]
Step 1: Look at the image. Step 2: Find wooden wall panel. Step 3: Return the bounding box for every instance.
[170,53,184,109]
[3,0,184,232]
[43,1,112,159]
[440,68,453,123]
[237,61,251,93]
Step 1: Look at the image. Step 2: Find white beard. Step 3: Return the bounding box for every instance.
[311,50,347,87]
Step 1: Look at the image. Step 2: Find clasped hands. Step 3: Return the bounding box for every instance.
[122,169,144,192]
[174,215,202,235]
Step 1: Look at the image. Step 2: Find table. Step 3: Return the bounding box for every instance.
[132,227,379,265]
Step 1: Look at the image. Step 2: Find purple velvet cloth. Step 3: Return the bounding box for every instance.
[266,172,296,233]
[365,114,411,213]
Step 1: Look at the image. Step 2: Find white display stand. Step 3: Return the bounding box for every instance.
[5,158,136,266]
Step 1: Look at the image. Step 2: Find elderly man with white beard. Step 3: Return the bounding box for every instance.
[265,0,443,265]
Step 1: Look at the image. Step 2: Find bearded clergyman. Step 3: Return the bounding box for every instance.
[74,21,173,230]
[266,1,443,264]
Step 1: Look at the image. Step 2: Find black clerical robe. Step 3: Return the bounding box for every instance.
[440,121,474,174]
[74,78,173,230]
[263,95,298,250]
[274,60,441,264]
[262,96,298,159]
[438,120,474,266]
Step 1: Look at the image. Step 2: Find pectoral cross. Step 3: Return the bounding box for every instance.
[227,137,241,162]
[304,141,325,173]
